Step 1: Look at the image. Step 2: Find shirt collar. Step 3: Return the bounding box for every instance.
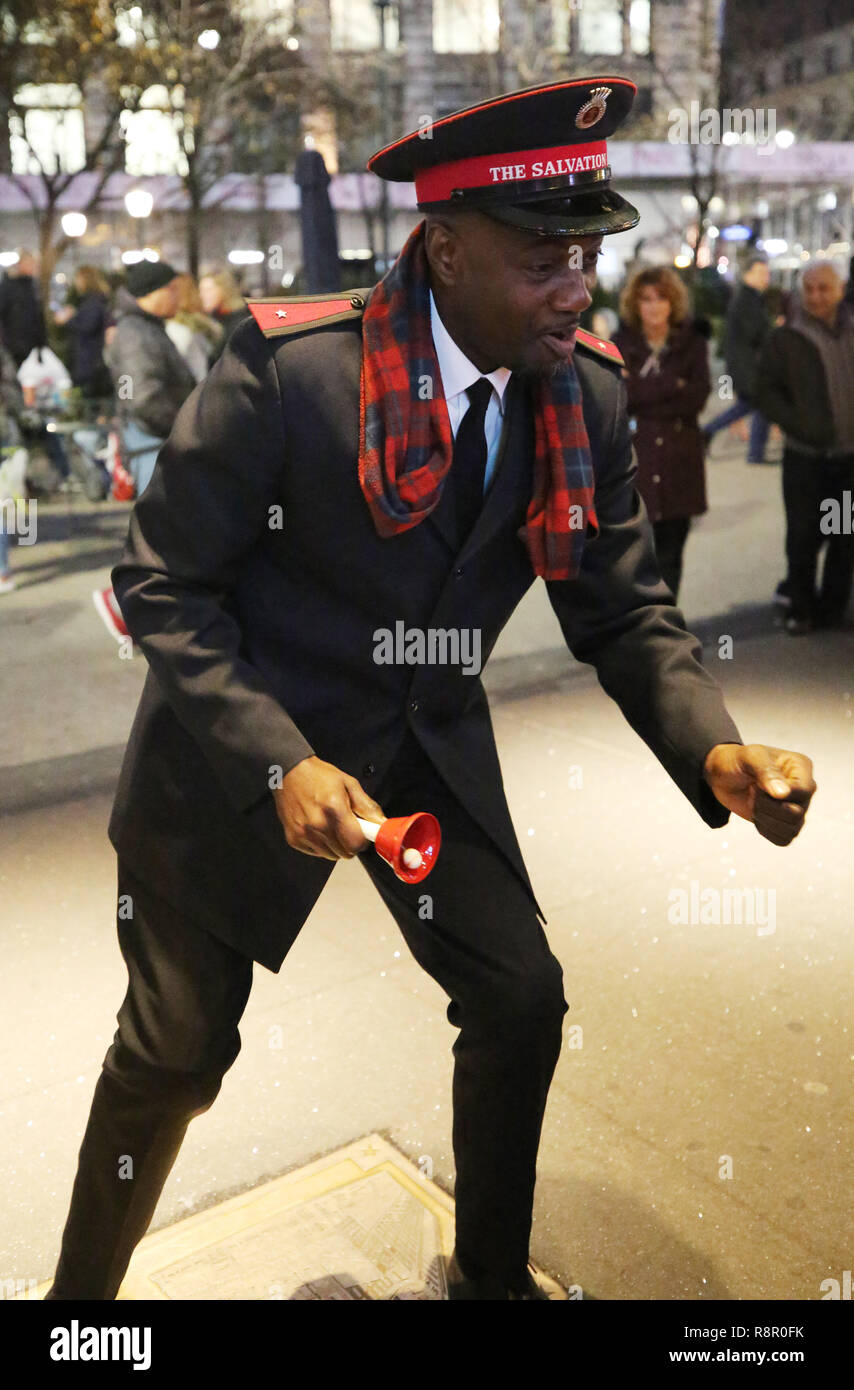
[430,288,512,410]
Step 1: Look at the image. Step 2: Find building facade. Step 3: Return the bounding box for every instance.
[1,1,851,290]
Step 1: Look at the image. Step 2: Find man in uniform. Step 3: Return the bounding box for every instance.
[45,77,816,1302]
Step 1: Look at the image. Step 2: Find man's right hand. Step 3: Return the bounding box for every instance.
[272,756,387,862]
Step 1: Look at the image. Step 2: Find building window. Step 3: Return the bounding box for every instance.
[120,86,187,177]
[330,0,399,51]
[9,84,85,175]
[629,0,650,56]
[433,0,500,53]
[551,0,570,51]
[579,0,622,55]
[552,0,650,55]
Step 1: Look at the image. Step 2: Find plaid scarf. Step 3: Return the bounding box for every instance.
[358,220,598,580]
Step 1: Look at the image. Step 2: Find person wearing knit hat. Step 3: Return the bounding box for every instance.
[101,257,195,497]
[92,259,196,641]
[123,258,180,300]
[49,78,815,1306]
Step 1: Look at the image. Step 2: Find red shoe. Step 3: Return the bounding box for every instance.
[92,587,130,644]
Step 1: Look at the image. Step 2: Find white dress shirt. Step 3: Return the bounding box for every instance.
[430,289,513,495]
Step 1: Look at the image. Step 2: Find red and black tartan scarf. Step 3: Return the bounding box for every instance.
[358,219,598,580]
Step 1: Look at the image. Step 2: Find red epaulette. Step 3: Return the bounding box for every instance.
[246,289,371,338]
[575,327,625,367]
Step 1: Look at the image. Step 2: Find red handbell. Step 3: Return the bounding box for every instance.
[357,812,442,883]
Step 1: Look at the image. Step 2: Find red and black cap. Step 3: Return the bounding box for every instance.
[367,76,640,238]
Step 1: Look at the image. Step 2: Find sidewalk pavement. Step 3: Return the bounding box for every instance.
[1,429,851,1299]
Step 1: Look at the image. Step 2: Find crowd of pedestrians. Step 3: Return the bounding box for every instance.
[1,244,852,635]
[608,254,854,633]
[0,252,249,598]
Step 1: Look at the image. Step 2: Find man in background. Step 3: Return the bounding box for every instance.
[0,250,47,368]
[756,262,854,634]
[702,254,773,464]
[94,261,196,643]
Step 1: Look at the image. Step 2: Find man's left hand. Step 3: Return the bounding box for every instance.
[703,743,816,846]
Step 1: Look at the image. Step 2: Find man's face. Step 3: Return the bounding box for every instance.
[801,267,843,325]
[140,280,179,318]
[750,261,770,292]
[425,212,602,378]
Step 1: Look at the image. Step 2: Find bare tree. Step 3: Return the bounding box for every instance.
[0,0,160,294]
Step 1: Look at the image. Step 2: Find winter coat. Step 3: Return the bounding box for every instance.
[754,316,844,454]
[0,274,47,366]
[104,287,197,439]
[66,291,111,394]
[611,317,711,523]
[107,304,740,972]
[722,282,773,402]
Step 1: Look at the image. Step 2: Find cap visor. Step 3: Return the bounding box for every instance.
[483,188,639,237]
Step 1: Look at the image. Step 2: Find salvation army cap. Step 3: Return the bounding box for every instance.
[367,76,640,238]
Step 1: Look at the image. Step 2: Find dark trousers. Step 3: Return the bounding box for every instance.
[652,516,691,601]
[46,730,568,1299]
[781,447,854,622]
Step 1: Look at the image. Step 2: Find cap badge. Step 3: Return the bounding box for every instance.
[575,87,612,130]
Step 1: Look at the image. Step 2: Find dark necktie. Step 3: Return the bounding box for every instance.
[450,376,493,544]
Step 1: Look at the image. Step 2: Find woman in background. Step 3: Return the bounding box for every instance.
[165,273,222,382]
[612,266,712,602]
[54,265,112,406]
[198,267,249,352]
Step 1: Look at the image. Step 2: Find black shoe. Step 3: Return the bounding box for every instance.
[773,580,792,610]
[445,1248,564,1300]
[785,615,814,636]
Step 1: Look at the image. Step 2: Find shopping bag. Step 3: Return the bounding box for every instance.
[17,347,72,411]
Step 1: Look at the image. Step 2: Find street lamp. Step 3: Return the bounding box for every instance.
[124,188,154,220]
[125,187,154,252]
[61,212,87,239]
[373,0,395,274]
[61,211,87,274]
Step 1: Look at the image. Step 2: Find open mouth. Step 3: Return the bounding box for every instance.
[542,325,579,355]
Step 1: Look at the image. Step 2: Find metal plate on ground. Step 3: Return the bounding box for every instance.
[118,1133,454,1300]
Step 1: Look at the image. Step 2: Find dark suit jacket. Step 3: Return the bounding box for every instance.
[109,294,742,972]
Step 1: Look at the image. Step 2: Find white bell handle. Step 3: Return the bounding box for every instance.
[355,816,424,870]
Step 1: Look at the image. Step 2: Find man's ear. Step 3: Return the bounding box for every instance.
[424,217,464,291]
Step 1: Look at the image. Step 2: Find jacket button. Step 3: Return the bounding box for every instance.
[409,699,419,713]
[453,566,463,577]
[674,419,682,432]
[655,436,663,445]
[653,473,661,483]
[362,762,375,777]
